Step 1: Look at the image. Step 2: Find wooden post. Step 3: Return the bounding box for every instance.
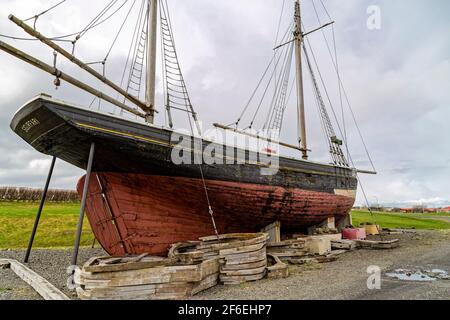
[24,156,56,263]
[71,142,95,267]
[261,221,281,243]
[145,0,158,123]
[294,0,308,160]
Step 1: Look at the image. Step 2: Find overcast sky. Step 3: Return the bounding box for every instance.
[0,0,449,207]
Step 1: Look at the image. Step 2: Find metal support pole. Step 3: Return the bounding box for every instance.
[23,156,56,263]
[71,142,95,266]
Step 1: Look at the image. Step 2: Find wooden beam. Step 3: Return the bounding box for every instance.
[0,259,70,300]
[0,40,145,118]
[213,123,311,153]
[8,15,150,114]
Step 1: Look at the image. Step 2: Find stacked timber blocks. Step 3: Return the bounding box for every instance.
[75,254,219,300]
[171,233,270,285]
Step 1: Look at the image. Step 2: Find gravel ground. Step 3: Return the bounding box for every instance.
[0,248,104,300]
[1,231,449,300]
[196,231,450,300]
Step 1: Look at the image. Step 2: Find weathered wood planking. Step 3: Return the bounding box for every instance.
[0,259,69,300]
[331,239,356,250]
[356,239,400,249]
[76,256,219,300]
[266,254,289,279]
[213,233,269,285]
[84,256,178,273]
[261,221,281,243]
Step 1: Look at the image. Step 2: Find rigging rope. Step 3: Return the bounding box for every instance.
[24,0,67,29]
[103,0,138,63]
[309,0,376,172]
[24,0,67,22]
[234,21,293,129]
[160,0,218,237]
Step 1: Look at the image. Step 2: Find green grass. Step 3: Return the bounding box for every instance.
[1,202,450,249]
[352,210,450,230]
[0,201,94,249]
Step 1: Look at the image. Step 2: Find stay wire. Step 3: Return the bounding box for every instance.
[310,0,376,172]
[161,0,218,237]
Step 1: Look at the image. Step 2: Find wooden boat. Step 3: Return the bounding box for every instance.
[3,0,374,256]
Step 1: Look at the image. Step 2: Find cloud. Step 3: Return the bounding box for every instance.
[0,0,448,207]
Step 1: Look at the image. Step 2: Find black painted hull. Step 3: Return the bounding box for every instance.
[10,95,358,195]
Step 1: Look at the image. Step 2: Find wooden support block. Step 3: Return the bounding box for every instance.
[304,237,332,255]
[356,239,400,250]
[308,217,337,235]
[0,259,11,269]
[266,254,289,279]
[287,256,338,265]
[2,259,69,300]
[261,221,281,243]
[336,213,353,231]
[331,239,356,250]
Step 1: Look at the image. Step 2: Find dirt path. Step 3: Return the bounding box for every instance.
[196,231,450,300]
[1,231,449,300]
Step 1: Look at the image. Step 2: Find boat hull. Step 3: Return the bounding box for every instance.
[78,172,356,256]
[10,96,358,256]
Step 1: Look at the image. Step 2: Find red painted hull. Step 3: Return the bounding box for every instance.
[78,173,355,256]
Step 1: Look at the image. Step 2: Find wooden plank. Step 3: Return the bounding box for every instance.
[221,259,267,271]
[0,260,11,269]
[84,256,178,273]
[331,239,356,250]
[267,239,306,248]
[261,221,281,243]
[266,254,289,279]
[221,266,267,276]
[198,234,269,252]
[356,239,400,249]
[220,271,267,285]
[287,256,338,265]
[222,249,267,265]
[219,242,265,256]
[192,273,219,295]
[1,259,70,300]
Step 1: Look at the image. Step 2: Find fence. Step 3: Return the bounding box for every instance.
[0,186,80,202]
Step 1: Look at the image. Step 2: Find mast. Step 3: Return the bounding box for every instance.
[294,0,308,160]
[146,0,158,123]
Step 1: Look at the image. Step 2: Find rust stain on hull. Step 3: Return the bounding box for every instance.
[77,173,356,256]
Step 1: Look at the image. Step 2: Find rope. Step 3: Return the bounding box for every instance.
[160,0,218,237]
[310,0,376,172]
[23,0,67,30]
[78,0,120,39]
[231,20,293,129]
[103,0,138,62]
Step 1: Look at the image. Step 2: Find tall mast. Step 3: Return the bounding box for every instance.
[294,0,308,160]
[146,0,158,123]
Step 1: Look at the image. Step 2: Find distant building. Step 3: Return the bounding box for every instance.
[441,206,450,213]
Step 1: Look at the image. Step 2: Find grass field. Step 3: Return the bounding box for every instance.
[0,201,93,249]
[352,210,450,230]
[1,201,450,249]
